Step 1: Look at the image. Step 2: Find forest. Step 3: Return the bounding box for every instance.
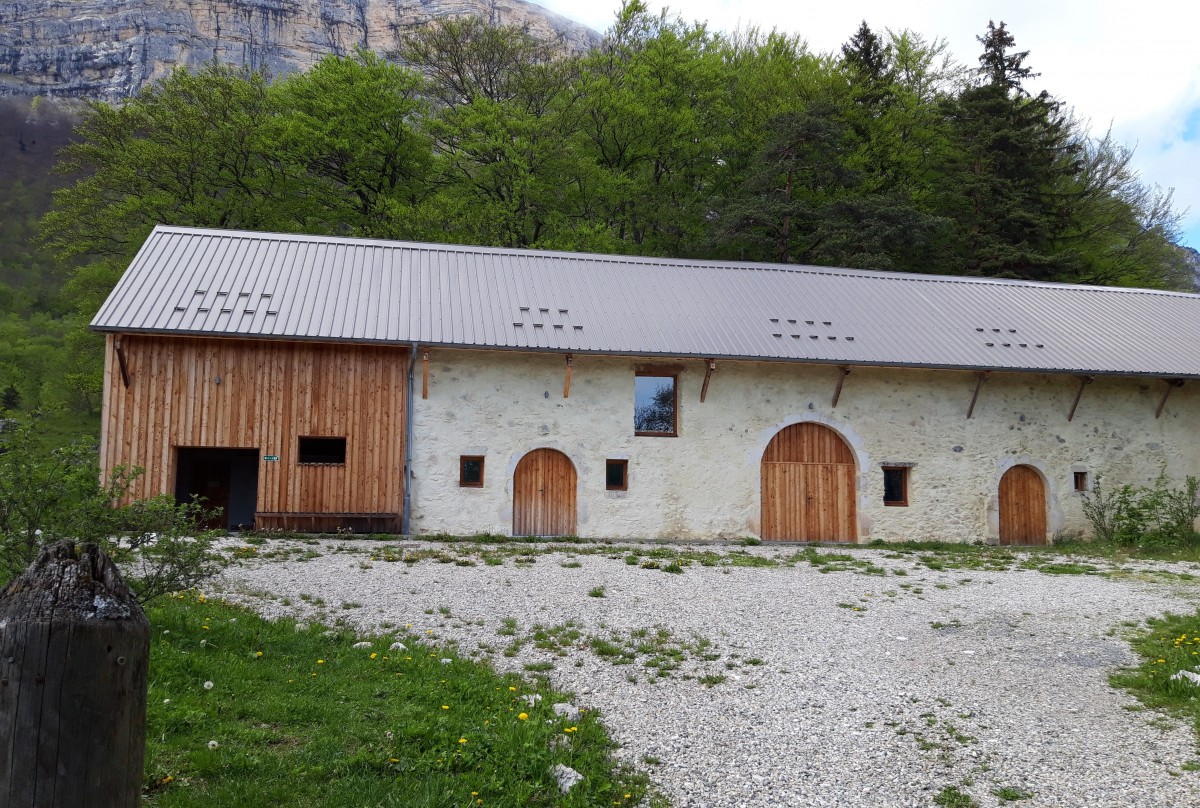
[1,1,1193,437]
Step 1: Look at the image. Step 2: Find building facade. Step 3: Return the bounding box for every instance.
[93,226,1200,543]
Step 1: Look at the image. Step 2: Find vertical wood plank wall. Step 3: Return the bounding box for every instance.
[998,465,1048,546]
[101,334,408,530]
[761,423,857,541]
[512,449,578,537]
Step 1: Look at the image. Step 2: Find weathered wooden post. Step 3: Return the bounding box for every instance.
[0,541,150,807]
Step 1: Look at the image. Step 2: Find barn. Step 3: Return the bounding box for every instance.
[91,225,1200,543]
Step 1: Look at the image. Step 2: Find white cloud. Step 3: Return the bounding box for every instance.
[539,0,1200,249]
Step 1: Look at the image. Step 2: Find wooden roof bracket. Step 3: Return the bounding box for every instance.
[563,354,573,398]
[114,336,131,389]
[966,371,990,419]
[1156,378,1185,419]
[1067,375,1094,422]
[831,365,850,408]
[421,349,429,400]
[700,359,716,402]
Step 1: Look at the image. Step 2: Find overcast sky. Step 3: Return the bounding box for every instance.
[538,0,1200,253]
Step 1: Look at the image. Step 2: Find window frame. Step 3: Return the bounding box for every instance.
[605,459,629,491]
[297,436,347,465]
[633,370,679,437]
[459,455,485,488]
[882,466,909,507]
[1073,471,1089,492]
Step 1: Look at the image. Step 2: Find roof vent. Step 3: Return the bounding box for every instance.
[174,306,186,312]
[194,289,206,295]
[845,337,855,341]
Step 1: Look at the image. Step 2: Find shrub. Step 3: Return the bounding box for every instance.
[0,416,223,602]
[1082,470,1200,549]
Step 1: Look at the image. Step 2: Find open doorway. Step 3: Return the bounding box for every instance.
[175,448,259,530]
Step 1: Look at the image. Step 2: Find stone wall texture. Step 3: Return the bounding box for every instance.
[0,0,600,100]
[409,349,1200,543]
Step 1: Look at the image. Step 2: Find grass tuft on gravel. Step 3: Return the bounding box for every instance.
[144,593,653,806]
[1111,609,1200,743]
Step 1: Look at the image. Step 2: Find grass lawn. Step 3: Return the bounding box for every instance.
[144,593,653,807]
[1111,609,1200,764]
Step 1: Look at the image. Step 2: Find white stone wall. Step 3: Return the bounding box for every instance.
[409,349,1200,543]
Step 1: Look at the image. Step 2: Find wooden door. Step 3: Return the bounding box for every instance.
[999,465,1047,545]
[761,423,857,541]
[513,449,577,537]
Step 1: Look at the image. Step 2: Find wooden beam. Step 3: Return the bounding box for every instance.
[563,354,573,398]
[700,359,716,402]
[421,350,429,400]
[966,372,990,419]
[1156,378,1185,419]
[1067,375,1093,422]
[115,337,131,389]
[831,366,850,408]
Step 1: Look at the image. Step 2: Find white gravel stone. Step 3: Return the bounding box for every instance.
[219,538,1200,808]
[550,763,584,793]
[352,641,373,649]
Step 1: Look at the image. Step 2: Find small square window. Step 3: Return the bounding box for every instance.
[1074,471,1088,492]
[635,373,677,436]
[298,436,346,464]
[606,459,628,491]
[460,456,485,487]
[883,466,908,506]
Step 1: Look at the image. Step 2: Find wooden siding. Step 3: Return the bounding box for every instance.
[999,465,1047,546]
[761,423,857,542]
[101,334,407,531]
[762,422,855,464]
[512,449,577,537]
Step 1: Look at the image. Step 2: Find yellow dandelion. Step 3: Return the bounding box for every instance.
[518,712,528,721]
[317,659,325,664]
[390,758,399,763]
[256,651,263,657]
[508,686,517,691]
[442,705,450,710]
[370,652,378,660]
[459,737,467,744]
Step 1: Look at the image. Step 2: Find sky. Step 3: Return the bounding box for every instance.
[538,0,1200,253]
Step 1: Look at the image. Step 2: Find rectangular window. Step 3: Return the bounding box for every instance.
[460,456,485,487]
[606,459,628,491]
[882,466,908,506]
[1074,471,1088,492]
[298,436,346,465]
[634,373,678,436]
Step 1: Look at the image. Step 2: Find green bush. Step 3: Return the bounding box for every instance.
[0,415,223,601]
[1081,470,1200,549]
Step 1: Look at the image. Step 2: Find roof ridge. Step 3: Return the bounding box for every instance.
[149,225,1199,300]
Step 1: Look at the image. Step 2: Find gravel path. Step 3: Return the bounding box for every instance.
[217,540,1200,807]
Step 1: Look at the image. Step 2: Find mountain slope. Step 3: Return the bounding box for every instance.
[0,0,600,101]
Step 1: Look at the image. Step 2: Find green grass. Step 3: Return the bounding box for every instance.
[1110,609,1200,743]
[933,785,977,807]
[144,593,651,806]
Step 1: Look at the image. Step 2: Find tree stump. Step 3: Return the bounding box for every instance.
[0,541,150,807]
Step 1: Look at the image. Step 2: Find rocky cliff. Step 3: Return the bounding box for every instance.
[0,0,600,101]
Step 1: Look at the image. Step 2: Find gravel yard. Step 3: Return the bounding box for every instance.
[218,539,1200,807]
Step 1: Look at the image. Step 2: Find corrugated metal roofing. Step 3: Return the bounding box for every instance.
[90,225,1200,378]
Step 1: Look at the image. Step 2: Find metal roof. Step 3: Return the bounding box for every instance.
[90,225,1200,378]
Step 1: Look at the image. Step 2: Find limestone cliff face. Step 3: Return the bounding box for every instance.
[0,0,600,100]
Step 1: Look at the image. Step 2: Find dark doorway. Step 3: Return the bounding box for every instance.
[175,448,259,530]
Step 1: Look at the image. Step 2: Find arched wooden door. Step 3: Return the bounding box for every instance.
[999,465,1047,545]
[513,449,577,537]
[761,423,857,541]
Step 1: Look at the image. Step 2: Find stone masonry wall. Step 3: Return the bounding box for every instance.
[409,349,1200,542]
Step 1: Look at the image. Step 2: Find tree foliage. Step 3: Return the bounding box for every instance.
[0,417,224,602]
